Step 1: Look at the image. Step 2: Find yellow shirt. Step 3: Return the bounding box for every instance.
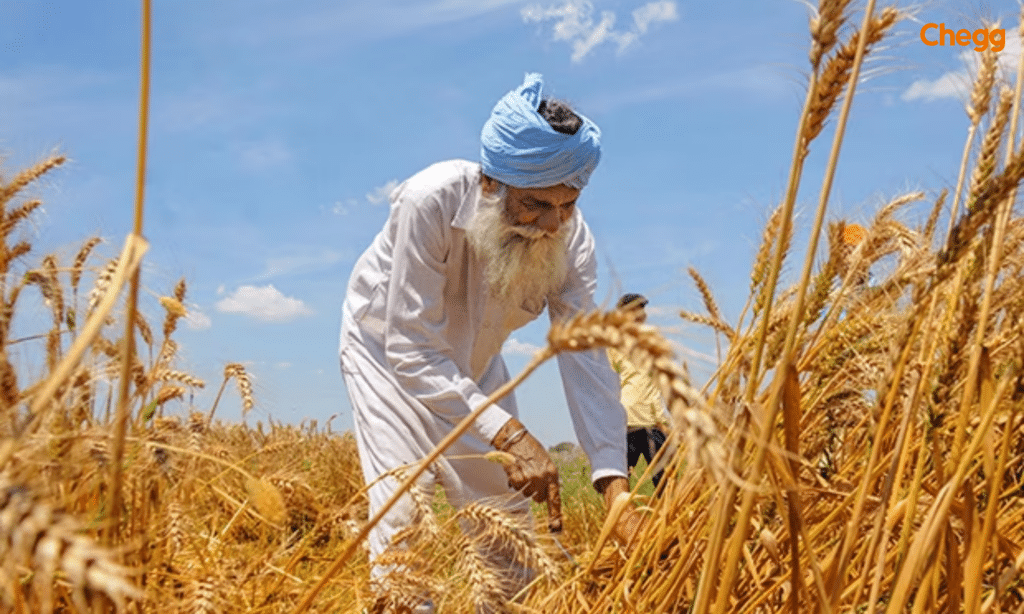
[607,347,669,430]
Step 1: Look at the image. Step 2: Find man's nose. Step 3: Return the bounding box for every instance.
[537,208,561,234]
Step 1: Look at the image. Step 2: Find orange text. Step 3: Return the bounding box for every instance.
[920,23,1005,52]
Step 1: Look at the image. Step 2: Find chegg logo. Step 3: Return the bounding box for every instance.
[920,23,1006,52]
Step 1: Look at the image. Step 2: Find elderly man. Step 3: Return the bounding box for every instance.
[338,73,631,610]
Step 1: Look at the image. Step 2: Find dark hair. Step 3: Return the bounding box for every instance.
[617,293,648,309]
[538,99,583,135]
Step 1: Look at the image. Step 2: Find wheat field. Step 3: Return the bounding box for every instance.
[2,1,1024,612]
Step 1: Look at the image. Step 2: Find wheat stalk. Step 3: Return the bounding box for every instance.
[942,146,1024,268]
[153,368,205,389]
[680,309,736,340]
[967,43,1000,127]
[455,533,506,613]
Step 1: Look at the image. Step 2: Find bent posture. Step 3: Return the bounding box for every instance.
[339,73,633,612]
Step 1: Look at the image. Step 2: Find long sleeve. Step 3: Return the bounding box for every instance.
[549,215,628,483]
[382,182,512,444]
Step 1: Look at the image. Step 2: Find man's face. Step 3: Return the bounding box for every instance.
[469,179,573,305]
[483,179,580,235]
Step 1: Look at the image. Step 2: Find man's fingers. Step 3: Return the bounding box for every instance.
[504,459,524,490]
[522,478,543,502]
[501,430,559,504]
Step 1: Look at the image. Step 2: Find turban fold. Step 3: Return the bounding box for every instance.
[480,73,601,190]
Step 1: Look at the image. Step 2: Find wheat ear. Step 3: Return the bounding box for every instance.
[808,0,853,69]
[458,500,559,584]
[0,156,66,209]
[70,237,102,300]
[548,309,725,477]
[946,44,1000,239]
[968,86,1014,208]
[0,477,143,613]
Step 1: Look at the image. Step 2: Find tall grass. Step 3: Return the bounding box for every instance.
[2,1,1024,612]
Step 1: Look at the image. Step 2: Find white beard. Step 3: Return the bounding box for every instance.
[465,185,570,308]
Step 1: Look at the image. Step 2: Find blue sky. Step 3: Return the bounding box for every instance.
[2,0,1021,446]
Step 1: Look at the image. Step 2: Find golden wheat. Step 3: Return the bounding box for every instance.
[0,476,143,613]
[967,44,1000,126]
[803,7,899,145]
[0,3,1022,613]
[224,362,255,415]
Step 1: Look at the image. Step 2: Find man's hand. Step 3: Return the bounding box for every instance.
[492,419,560,512]
[595,476,645,544]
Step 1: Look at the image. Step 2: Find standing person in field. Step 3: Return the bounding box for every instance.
[338,72,637,612]
[607,293,671,489]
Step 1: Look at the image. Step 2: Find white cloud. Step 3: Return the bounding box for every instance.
[332,179,400,216]
[366,179,400,205]
[632,0,677,34]
[185,308,213,330]
[331,198,358,216]
[504,337,544,356]
[522,2,598,41]
[572,10,617,62]
[215,284,314,322]
[902,29,1022,102]
[902,70,971,102]
[522,0,678,63]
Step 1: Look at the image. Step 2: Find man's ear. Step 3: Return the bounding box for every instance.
[481,174,499,195]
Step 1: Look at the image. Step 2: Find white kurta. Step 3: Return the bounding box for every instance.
[338,159,627,568]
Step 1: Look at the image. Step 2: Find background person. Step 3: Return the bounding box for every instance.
[607,293,671,489]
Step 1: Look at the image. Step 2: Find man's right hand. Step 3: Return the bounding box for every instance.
[492,419,559,508]
[595,476,645,543]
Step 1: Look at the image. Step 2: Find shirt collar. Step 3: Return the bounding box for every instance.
[451,164,483,231]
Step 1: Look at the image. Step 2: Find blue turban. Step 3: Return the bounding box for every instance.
[480,73,601,190]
